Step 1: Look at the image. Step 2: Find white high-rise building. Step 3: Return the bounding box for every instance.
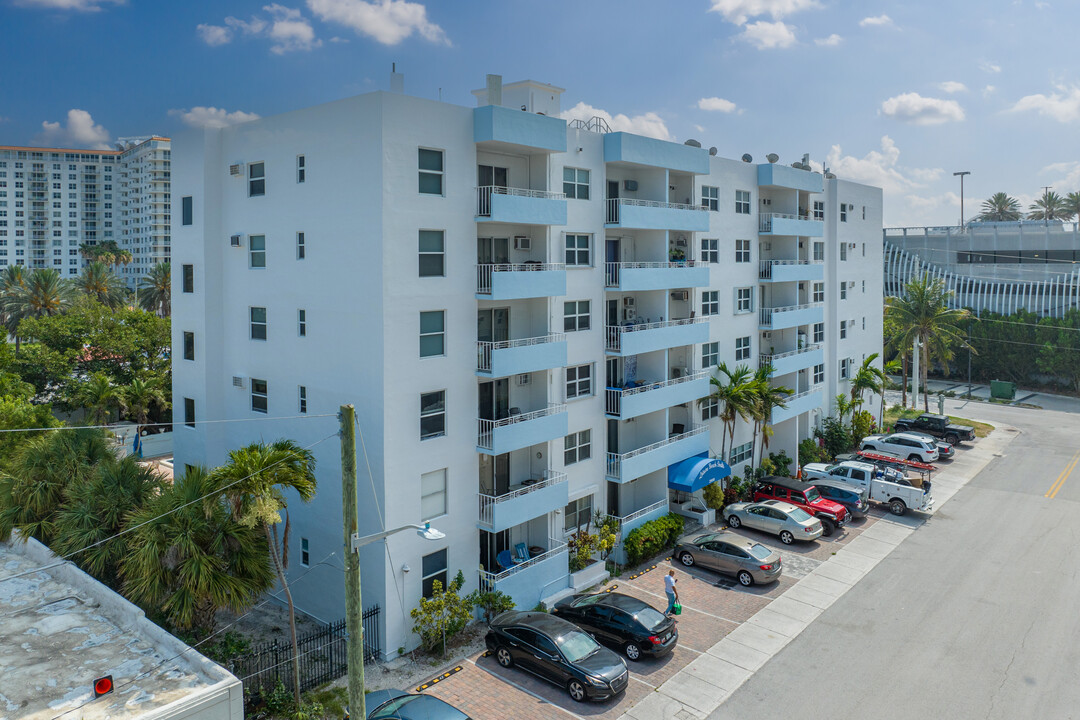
[171,76,882,657]
[0,136,170,284]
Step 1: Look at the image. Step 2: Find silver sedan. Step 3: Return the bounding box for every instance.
[673,532,782,585]
[723,500,823,544]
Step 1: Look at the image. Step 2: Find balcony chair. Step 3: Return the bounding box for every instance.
[513,543,531,563]
[496,549,517,570]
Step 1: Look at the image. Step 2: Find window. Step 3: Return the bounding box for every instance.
[182,264,193,293]
[298,309,307,337]
[563,495,593,532]
[840,281,847,300]
[250,307,267,340]
[701,237,719,263]
[296,155,305,183]
[735,190,751,214]
[701,185,719,211]
[813,363,825,384]
[249,234,266,268]
[813,241,824,262]
[421,548,448,597]
[702,342,719,369]
[563,301,590,332]
[701,396,719,421]
[840,203,848,222]
[813,200,824,220]
[564,430,591,465]
[840,242,847,261]
[813,322,824,343]
[702,291,719,316]
[730,441,753,465]
[566,364,592,399]
[862,316,866,330]
[812,282,824,303]
[862,242,866,257]
[183,331,194,360]
[840,320,848,339]
[298,385,307,414]
[300,538,309,567]
[862,205,866,220]
[735,336,751,361]
[418,230,444,276]
[181,196,192,225]
[421,468,447,521]
[840,358,851,379]
[735,239,750,263]
[296,232,305,260]
[418,148,444,195]
[419,311,445,357]
[248,162,265,197]
[565,234,590,266]
[562,167,590,199]
[251,379,268,413]
[735,287,752,313]
[184,397,195,428]
[420,391,445,439]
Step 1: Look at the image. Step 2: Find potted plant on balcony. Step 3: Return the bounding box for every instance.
[668,247,686,264]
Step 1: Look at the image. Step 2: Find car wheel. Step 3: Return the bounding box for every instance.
[945,434,959,445]
[889,499,907,516]
[727,515,741,528]
[496,647,513,668]
[864,445,876,451]
[737,570,754,586]
[567,679,587,702]
[819,519,835,537]
[680,552,695,567]
[908,454,922,462]
[624,642,643,661]
[779,530,794,545]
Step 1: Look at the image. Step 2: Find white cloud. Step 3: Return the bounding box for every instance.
[938,81,967,94]
[707,0,818,25]
[169,107,261,129]
[329,35,349,42]
[33,109,111,150]
[980,60,1002,73]
[561,102,671,141]
[1042,161,1080,190]
[693,124,706,133]
[814,33,842,46]
[698,97,738,113]
[983,85,997,98]
[12,0,122,10]
[859,14,893,26]
[880,92,965,125]
[825,136,941,195]
[904,191,960,211]
[224,14,268,35]
[1008,84,1080,123]
[199,5,320,53]
[740,20,797,49]
[197,23,232,46]
[306,0,448,45]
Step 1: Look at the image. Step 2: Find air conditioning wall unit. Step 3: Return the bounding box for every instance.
[623,297,635,308]
[516,373,530,386]
[670,290,689,301]
[230,234,243,248]
[514,235,531,251]
[848,281,856,288]
[229,163,244,177]
[232,375,246,388]
[623,179,639,192]
[675,236,687,247]
[761,331,772,340]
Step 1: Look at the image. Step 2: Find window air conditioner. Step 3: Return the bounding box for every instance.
[229,163,244,177]
[848,281,856,289]
[514,235,531,251]
[623,179,639,191]
[670,290,689,301]
[623,297,635,308]
[761,331,772,340]
[232,375,246,388]
[230,234,243,247]
[516,373,530,386]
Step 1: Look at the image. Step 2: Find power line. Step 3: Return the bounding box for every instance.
[973,316,1080,332]
[0,412,338,435]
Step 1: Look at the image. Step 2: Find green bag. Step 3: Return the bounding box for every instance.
[672,602,682,616]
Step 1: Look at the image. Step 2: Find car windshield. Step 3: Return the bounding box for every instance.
[804,487,821,502]
[748,543,772,561]
[370,695,421,717]
[635,606,668,631]
[571,595,606,607]
[824,464,839,473]
[556,630,601,663]
[788,507,813,522]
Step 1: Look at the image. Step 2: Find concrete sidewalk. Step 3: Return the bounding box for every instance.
[886,376,1080,414]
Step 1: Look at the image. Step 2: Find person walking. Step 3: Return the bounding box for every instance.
[664,569,679,617]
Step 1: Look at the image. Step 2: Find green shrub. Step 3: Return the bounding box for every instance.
[623,513,685,567]
[798,438,828,465]
[410,570,474,656]
[702,481,725,511]
[768,450,794,476]
[816,416,853,458]
[467,589,515,624]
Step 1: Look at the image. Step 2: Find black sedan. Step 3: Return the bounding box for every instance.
[552,592,677,661]
[362,689,469,720]
[485,611,629,702]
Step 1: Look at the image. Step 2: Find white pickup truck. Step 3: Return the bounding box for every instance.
[802,461,934,516]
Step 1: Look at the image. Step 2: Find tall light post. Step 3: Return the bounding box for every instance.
[953,171,971,226]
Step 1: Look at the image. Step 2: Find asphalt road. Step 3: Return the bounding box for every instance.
[710,400,1080,720]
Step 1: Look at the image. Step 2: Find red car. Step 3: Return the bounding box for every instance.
[753,476,847,536]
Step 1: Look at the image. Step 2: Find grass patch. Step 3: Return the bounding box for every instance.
[883,407,994,438]
[304,686,349,719]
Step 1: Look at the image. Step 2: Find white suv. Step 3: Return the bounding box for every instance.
[860,432,939,463]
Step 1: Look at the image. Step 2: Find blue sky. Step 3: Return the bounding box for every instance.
[3,0,1078,226]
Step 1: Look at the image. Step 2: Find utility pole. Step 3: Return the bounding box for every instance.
[953,171,970,226]
[966,319,973,400]
[340,404,365,720]
[912,338,921,410]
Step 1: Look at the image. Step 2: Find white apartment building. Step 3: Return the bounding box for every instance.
[0,136,170,284]
[171,75,882,658]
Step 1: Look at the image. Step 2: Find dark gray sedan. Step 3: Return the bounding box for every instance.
[673,531,782,585]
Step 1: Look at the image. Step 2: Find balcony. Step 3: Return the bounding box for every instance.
[758,212,824,238]
[759,302,824,330]
[607,499,671,565]
[603,132,710,174]
[477,334,567,378]
[605,261,709,292]
[605,198,710,231]
[478,471,569,533]
[605,317,708,356]
[476,263,566,300]
[757,163,824,193]
[474,105,567,153]
[758,259,824,284]
[606,426,709,483]
[771,386,823,424]
[605,371,710,419]
[476,186,567,226]
[478,538,569,607]
[477,403,568,455]
[759,344,824,376]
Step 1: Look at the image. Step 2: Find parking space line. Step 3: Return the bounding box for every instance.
[1045,451,1080,498]
[626,583,743,626]
[465,656,587,720]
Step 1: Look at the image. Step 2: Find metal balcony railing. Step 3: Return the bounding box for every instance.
[476,185,565,216]
[605,371,707,417]
[476,263,565,294]
[477,333,565,372]
[604,260,704,287]
[478,537,568,592]
[758,258,822,279]
[604,317,704,352]
[606,197,707,224]
[759,344,823,369]
[758,212,817,232]
[758,302,824,328]
[477,403,567,450]
[477,470,568,527]
[605,425,707,479]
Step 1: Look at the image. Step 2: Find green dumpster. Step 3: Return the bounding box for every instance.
[990,380,1016,400]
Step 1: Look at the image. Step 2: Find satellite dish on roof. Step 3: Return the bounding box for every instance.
[684,139,702,148]
[709,147,718,156]
[741,153,753,163]
[791,162,801,168]
[825,172,836,179]
[767,153,779,163]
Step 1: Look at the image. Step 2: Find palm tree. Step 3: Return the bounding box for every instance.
[214,440,317,708]
[75,372,123,426]
[79,240,132,270]
[138,262,171,316]
[833,393,861,432]
[704,362,755,460]
[886,273,973,412]
[1028,190,1068,221]
[1063,191,1080,223]
[748,366,793,469]
[1,268,74,352]
[74,261,128,309]
[976,192,1022,222]
[124,375,169,426]
[0,265,27,353]
[121,466,276,634]
[850,353,887,404]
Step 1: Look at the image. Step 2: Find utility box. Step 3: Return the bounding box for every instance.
[990,380,1016,400]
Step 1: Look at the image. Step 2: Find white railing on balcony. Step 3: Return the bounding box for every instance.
[758,302,824,328]
[758,258,822,279]
[476,185,566,216]
[787,386,824,403]
[477,333,565,372]
[606,197,708,224]
[608,499,670,532]
[605,425,707,479]
[476,263,566,294]
[477,403,567,450]
[604,317,704,352]
[605,260,704,287]
[605,371,707,416]
[478,470,568,527]
[478,537,568,592]
[758,212,817,232]
[759,343,823,369]
[568,116,612,133]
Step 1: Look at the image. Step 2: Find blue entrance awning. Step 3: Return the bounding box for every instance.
[668,453,732,493]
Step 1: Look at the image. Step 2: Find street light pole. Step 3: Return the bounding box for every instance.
[953,171,971,226]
